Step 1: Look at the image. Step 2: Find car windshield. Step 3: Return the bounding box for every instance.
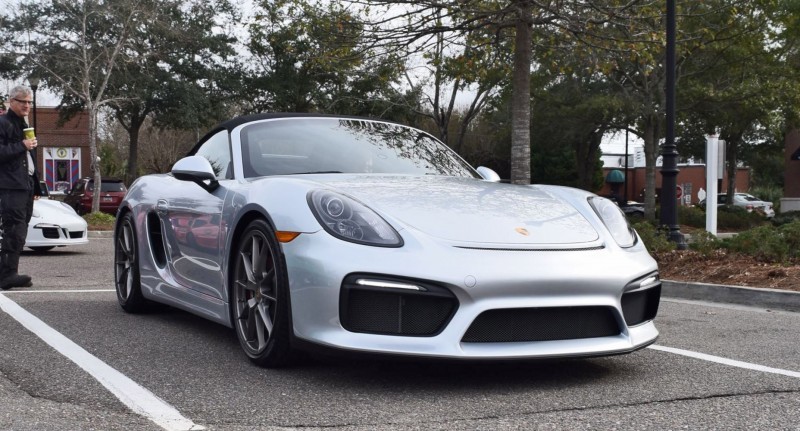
[240,118,480,178]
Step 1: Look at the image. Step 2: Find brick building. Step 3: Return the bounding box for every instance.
[19,106,91,194]
[599,164,751,205]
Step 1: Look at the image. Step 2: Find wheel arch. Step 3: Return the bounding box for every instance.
[226,207,283,321]
[114,205,132,236]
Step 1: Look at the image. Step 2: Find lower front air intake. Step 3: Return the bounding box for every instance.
[462,306,621,343]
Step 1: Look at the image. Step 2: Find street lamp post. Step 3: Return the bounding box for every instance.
[28,76,39,130]
[660,0,687,249]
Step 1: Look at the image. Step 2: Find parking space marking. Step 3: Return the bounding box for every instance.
[650,344,800,379]
[0,293,205,431]
[2,289,115,294]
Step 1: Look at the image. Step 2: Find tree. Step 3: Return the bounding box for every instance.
[8,0,154,213]
[350,1,652,186]
[105,0,239,183]
[533,77,623,191]
[549,0,774,219]
[399,6,511,153]
[674,0,788,202]
[246,0,409,120]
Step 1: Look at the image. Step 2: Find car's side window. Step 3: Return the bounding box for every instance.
[194,130,232,180]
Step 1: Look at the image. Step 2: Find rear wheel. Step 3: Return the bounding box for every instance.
[231,219,293,367]
[114,212,149,312]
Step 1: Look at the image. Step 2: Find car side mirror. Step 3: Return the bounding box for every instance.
[476,166,501,182]
[172,156,219,192]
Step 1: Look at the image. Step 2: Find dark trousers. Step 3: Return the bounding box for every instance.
[0,183,34,278]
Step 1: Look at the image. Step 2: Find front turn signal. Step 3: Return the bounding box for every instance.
[275,231,301,243]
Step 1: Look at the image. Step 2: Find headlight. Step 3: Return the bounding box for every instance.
[308,190,403,247]
[588,196,636,248]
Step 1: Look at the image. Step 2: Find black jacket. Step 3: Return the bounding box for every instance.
[0,109,41,194]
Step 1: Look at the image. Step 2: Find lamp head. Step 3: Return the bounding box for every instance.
[28,76,40,90]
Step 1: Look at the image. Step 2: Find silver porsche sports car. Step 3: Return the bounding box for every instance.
[114,114,661,367]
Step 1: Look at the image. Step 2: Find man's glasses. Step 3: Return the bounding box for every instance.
[13,98,33,105]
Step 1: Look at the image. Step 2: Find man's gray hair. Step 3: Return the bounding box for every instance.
[9,85,32,100]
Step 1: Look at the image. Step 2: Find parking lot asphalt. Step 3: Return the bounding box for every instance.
[86,230,800,313]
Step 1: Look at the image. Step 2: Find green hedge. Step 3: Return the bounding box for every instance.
[712,220,800,263]
[632,221,676,254]
[633,217,800,264]
[678,205,766,231]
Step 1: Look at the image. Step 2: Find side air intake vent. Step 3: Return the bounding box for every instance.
[340,274,458,337]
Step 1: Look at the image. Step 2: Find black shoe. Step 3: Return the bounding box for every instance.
[0,274,32,290]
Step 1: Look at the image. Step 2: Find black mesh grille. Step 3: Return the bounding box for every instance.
[340,275,458,336]
[343,289,456,336]
[41,228,60,239]
[69,231,84,239]
[462,306,620,343]
[621,284,661,326]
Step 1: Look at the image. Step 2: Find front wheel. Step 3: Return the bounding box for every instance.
[114,212,150,312]
[231,219,293,367]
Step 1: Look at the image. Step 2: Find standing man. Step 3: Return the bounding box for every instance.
[0,85,43,289]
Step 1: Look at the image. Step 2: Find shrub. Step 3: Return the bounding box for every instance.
[678,205,705,228]
[686,205,766,231]
[83,212,116,231]
[748,185,782,207]
[779,220,800,259]
[772,211,800,227]
[632,221,676,254]
[717,205,764,230]
[688,230,721,257]
[721,224,788,263]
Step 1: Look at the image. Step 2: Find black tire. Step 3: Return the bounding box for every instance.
[29,246,55,252]
[231,219,293,367]
[114,212,149,312]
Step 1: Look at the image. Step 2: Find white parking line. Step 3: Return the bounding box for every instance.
[649,344,800,379]
[0,293,204,431]
[2,289,115,293]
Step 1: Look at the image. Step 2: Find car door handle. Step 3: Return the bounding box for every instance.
[156,199,169,214]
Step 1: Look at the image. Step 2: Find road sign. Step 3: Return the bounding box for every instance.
[676,185,683,199]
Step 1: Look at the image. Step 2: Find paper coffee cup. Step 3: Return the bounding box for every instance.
[23,128,35,139]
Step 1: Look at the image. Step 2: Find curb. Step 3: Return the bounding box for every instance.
[662,280,800,313]
[88,230,113,238]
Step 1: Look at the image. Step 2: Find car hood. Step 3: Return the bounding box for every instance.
[34,198,83,219]
[310,175,599,245]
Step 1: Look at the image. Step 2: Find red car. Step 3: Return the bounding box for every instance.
[64,177,127,215]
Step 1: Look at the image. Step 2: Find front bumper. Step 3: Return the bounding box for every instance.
[26,220,89,248]
[282,230,660,359]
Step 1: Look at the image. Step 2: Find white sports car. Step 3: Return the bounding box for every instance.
[26,197,89,252]
[114,114,661,367]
